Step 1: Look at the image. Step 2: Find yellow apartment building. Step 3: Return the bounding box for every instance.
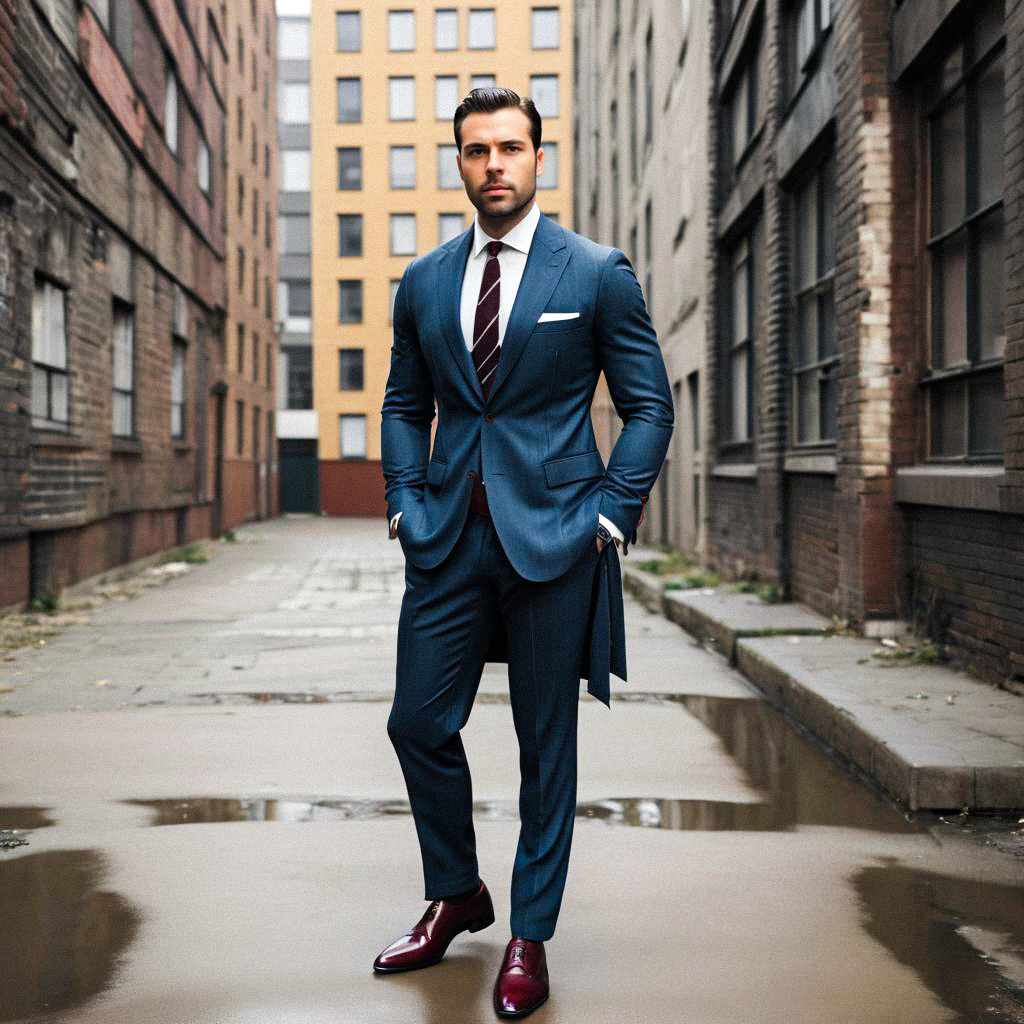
[306,3,574,515]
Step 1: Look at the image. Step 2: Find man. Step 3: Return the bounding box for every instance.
[376,87,673,1018]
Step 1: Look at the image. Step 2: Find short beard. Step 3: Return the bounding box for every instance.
[471,183,536,224]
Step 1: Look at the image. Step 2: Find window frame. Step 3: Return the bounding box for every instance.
[112,299,135,438]
[337,77,363,123]
[31,276,71,431]
[338,348,365,391]
[468,8,496,50]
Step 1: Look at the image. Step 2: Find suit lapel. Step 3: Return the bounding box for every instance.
[437,228,484,402]
[435,213,570,405]
[488,215,569,402]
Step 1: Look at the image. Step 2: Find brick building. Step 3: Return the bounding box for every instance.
[703,0,1022,687]
[0,0,275,612]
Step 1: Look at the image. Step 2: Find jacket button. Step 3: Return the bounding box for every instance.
[484,413,495,423]
[467,470,477,480]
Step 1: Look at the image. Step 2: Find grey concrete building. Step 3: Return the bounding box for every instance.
[573,0,711,555]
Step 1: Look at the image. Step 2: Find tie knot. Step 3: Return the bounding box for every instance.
[486,240,502,259]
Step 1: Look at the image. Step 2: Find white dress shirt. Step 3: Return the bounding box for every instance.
[391,201,623,546]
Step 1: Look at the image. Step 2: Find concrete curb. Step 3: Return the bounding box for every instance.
[620,559,1024,812]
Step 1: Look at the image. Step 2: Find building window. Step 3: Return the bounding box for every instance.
[338,214,363,257]
[530,75,558,118]
[390,214,416,256]
[786,0,832,97]
[253,332,260,382]
[339,348,364,390]
[436,76,459,120]
[237,245,246,293]
[339,280,363,324]
[390,280,401,324]
[112,302,134,437]
[31,278,70,429]
[237,323,245,373]
[281,149,311,191]
[531,7,559,49]
[389,76,415,120]
[439,213,465,244]
[278,82,310,125]
[235,398,245,455]
[284,346,312,409]
[340,414,367,458]
[337,77,362,122]
[280,276,311,319]
[171,339,187,439]
[643,23,653,148]
[537,141,558,188]
[924,4,1005,460]
[278,17,310,59]
[337,10,361,52]
[435,8,458,50]
[725,51,759,170]
[644,199,653,310]
[197,138,211,197]
[338,147,362,189]
[468,8,495,49]
[389,10,415,50]
[437,144,461,189]
[791,153,837,445]
[390,146,417,189]
[724,230,756,445]
[470,74,496,89]
[253,405,261,459]
[279,213,311,256]
[164,70,178,153]
[236,95,244,141]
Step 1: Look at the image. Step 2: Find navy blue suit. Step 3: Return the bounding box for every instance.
[381,212,673,939]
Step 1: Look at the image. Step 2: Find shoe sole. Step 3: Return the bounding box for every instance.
[372,906,495,974]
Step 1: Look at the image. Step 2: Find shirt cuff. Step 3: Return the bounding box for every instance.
[598,513,623,543]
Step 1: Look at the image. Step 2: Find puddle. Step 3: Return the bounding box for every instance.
[855,860,1024,1023]
[0,849,140,1022]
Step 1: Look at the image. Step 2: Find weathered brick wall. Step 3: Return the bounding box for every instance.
[786,474,840,615]
[907,506,1024,688]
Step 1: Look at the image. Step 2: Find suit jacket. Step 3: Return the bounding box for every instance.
[380,212,674,704]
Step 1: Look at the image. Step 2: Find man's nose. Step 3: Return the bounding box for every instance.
[486,149,504,172]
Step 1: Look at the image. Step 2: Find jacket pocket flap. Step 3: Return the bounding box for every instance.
[426,459,447,487]
[543,450,605,487]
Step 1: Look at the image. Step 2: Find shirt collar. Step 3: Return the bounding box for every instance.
[471,200,540,259]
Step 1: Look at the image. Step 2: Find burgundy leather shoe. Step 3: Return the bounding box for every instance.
[493,937,549,1018]
[373,881,494,973]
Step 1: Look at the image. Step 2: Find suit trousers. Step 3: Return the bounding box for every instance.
[387,509,601,942]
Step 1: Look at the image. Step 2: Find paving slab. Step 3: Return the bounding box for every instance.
[736,634,1024,811]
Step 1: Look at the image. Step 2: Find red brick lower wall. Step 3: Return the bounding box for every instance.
[786,474,840,615]
[906,505,1024,687]
[222,458,258,532]
[0,535,28,610]
[320,459,386,517]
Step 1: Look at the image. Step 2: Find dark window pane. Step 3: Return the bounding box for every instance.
[338,214,363,258]
[976,52,1004,211]
[795,175,817,290]
[339,348,364,390]
[818,290,836,359]
[977,208,1005,360]
[970,368,1004,455]
[933,232,967,367]
[796,294,817,366]
[930,378,966,457]
[931,90,966,236]
[285,347,312,409]
[338,147,362,189]
[287,280,311,317]
[796,369,817,444]
[820,365,838,441]
[339,280,363,323]
[337,78,361,123]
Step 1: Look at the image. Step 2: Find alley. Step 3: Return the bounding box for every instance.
[1,517,1023,1023]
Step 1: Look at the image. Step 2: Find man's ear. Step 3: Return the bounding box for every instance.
[535,146,544,178]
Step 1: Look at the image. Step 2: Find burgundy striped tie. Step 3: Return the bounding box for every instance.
[472,240,503,401]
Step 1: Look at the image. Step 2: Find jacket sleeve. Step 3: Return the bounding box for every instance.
[593,249,675,545]
[380,263,435,521]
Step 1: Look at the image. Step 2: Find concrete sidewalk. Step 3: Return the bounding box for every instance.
[622,549,1024,812]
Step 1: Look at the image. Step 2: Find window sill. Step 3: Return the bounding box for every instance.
[711,462,757,480]
[172,440,193,454]
[32,427,86,450]
[894,465,1005,512]
[784,450,837,475]
[111,436,143,456]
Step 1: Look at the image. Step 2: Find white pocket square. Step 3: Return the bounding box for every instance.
[537,311,580,322]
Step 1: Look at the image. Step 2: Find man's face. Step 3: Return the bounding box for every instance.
[457,108,543,220]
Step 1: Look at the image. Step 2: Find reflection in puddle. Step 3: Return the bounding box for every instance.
[855,861,1024,1023]
[0,808,54,851]
[0,850,140,1022]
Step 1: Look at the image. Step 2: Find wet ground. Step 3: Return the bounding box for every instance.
[1,516,1022,1023]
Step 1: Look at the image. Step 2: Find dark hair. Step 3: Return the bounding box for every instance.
[453,87,542,152]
